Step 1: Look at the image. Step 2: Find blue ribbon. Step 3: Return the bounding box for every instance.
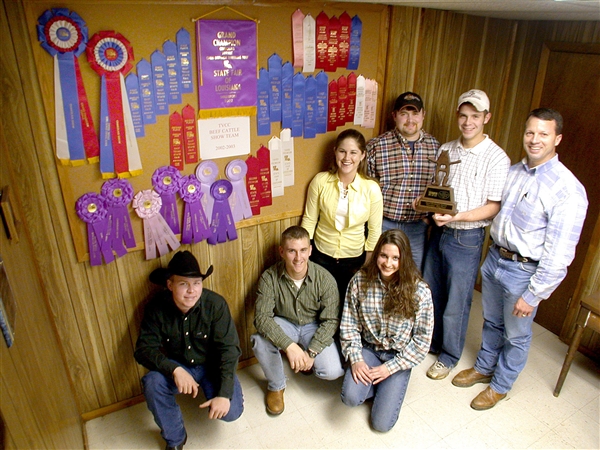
[281,62,293,129]
[316,71,329,134]
[268,53,282,122]
[304,75,317,139]
[57,52,86,161]
[177,28,194,94]
[348,16,362,70]
[257,68,270,136]
[151,50,168,115]
[137,58,156,125]
[292,73,305,138]
[125,73,145,137]
[163,40,182,105]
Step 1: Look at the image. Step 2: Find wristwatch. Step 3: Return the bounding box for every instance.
[308,349,318,359]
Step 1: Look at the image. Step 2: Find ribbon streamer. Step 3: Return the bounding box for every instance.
[87,30,142,178]
[152,166,182,235]
[75,192,114,266]
[179,174,212,244]
[37,8,99,165]
[133,190,180,260]
[195,160,218,221]
[207,180,238,245]
[226,159,253,222]
[101,178,136,257]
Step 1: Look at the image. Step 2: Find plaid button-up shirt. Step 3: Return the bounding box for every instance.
[367,129,440,222]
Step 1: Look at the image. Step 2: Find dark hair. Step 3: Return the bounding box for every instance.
[360,230,422,319]
[328,129,368,178]
[282,225,310,245]
[527,108,563,134]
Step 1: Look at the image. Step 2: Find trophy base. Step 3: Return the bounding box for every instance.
[415,185,458,216]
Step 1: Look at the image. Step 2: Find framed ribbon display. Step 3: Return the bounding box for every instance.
[75,193,113,266]
[87,30,142,179]
[101,178,136,257]
[179,174,212,245]
[207,180,238,245]
[152,166,182,235]
[37,8,99,166]
[133,190,180,260]
[226,159,253,222]
[195,160,218,222]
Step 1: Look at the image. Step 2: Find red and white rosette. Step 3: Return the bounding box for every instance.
[132,189,180,260]
[87,31,142,178]
[37,8,99,166]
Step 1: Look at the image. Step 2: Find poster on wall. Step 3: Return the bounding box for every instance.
[196,19,257,118]
[198,116,251,159]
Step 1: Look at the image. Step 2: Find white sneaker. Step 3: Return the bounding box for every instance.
[427,360,453,380]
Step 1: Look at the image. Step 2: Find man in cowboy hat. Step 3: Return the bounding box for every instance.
[135,251,243,450]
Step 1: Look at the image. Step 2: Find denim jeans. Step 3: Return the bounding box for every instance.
[251,317,344,391]
[423,225,485,367]
[474,245,539,394]
[341,347,411,432]
[142,364,244,447]
[382,218,429,273]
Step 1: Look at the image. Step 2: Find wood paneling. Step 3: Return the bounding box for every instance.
[1,0,599,432]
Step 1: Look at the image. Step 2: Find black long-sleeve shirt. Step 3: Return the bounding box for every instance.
[134,288,241,399]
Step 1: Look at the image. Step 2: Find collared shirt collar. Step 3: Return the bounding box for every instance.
[521,154,560,175]
[325,171,363,192]
[458,134,490,155]
[394,128,424,145]
[276,260,315,284]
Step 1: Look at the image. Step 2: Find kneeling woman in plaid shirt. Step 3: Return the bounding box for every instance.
[340,229,433,432]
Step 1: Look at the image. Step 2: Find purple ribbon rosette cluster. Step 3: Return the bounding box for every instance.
[101,178,136,257]
[179,174,212,244]
[132,189,180,260]
[152,165,182,235]
[207,179,238,245]
[76,192,114,265]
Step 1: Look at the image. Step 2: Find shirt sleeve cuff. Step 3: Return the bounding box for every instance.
[522,288,542,307]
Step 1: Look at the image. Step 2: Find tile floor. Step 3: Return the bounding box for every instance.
[86,291,600,449]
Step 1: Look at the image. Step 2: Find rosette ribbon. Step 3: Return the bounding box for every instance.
[195,160,218,222]
[37,8,99,166]
[179,175,212,244]
[226,159,253,222]
[207,180,238,245]
[75,192,114,266]
[87,31,142,178]
[133,190,180,260]
[101,178,136,257]
[152,166,182,235]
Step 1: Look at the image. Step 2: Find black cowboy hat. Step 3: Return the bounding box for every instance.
[149,250,213,286]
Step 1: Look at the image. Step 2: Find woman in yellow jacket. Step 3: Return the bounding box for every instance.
[302,129,383,302]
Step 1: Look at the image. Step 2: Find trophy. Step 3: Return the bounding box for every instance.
[415,150,461,215]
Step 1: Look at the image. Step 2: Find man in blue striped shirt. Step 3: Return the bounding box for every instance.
[452,108,588,410]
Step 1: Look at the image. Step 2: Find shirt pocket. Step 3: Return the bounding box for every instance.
[511,196,547,233]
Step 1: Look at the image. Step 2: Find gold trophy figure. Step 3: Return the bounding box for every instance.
[415,150,460,215]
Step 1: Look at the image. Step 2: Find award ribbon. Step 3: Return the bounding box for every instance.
[257,68,271,136]
[363,78,377,129]
[163,40,182,105]
[37,8,99,165]
[101,178,136,257]
[245,155,261,215]
[152,166,182,234]
[304,75,317,139]
[338,12,352,69]
[347,15,362,70]
[281,62,294,130]
[257,145,273,207]
[302,14,316,73]
[195,160,218,221]
[327,79,339,132]
[137,58,156,125]
[354,74,366,126]
[133,190,180,260]
[182,105,199,164]
[207,180,238,245]
[179,174,212,244]
[151,50,168,115]
[125,73,144,137]
[316,71,329,134]
[268,53,283,123]
[326,16,340,72]
[315,12,329,70]
[292,73,305,138]
[76,192,113,266]
[226,159,253,222]
[87,31,141,178]
[292,9,305,68]
[347,72,357,122]
[177,28,194,94]
[169,112,184,170]
[337,74,348,126]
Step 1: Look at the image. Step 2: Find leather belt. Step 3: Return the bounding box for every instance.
[497,245,533,263]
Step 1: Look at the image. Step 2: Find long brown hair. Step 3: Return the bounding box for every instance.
[360,229,422,319]
[328,128,369,178]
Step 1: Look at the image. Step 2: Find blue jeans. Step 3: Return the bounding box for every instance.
[423,225,485,367]
[474,245,539,394]
[382,218,429,273]
[341,347,411,432]
[142,364,244,447]
[251,317,344,391]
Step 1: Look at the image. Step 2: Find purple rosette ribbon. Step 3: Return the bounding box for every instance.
[75,192,114,265]
[207,179,238,245]
[226,159,253,223]
[101,178,136,257]
[179,174,212,244]
[195,160,218,221]
[152,166,182,235]
[132,189,180,260]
